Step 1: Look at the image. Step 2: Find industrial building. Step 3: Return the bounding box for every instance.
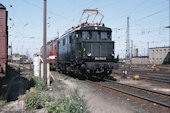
[149,46,170,64]
[11,53,29,63]
[131,46,170,64]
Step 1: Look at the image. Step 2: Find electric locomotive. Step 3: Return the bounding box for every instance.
[56,9,119,79]
[41,39,58,70]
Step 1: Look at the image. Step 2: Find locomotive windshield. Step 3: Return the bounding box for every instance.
[101,32,108,40]
[82,31,111,40]
[82,31,90,40]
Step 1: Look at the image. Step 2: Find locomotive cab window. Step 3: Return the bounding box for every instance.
[101,32,108,40]
[82,31,90,40]
[92,31,99,40]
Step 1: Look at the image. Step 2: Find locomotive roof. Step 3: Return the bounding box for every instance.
[60,24,112,39]
[79,26,112,32]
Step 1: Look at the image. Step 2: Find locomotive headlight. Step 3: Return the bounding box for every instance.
[87,52,91,57]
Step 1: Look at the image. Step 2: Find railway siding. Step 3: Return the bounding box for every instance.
[88,79,170,108]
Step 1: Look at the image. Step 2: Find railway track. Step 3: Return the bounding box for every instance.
[130,70,170,75]
[86,79,170,108]
[114,70,170,83]
[137,74,170,83]
[115,69,170,75]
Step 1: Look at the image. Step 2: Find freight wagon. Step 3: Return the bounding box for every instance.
[0,4,8,78]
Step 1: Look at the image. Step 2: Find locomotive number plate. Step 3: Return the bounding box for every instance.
[95,57,106,60]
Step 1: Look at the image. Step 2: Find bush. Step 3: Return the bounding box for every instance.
[45,89,87,113]
[25,88,52,110]
[25,88,41,110]
[39,91,52,106]
[30,76,46,91]
[45,101,58,113]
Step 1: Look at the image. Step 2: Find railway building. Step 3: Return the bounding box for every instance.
[131,56,149,64]
[149,46,170,64]
[131,46,170,64]
[11,53,29,63]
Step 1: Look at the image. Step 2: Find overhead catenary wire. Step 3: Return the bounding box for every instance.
[131,7,169,24]
[1,0,169,58]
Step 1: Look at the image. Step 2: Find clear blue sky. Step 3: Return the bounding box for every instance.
[0,0,169,58]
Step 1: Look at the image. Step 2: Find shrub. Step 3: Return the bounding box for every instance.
[25,88,41,110]
[25,88,52,110]
[45,101,58,113]
[45,89,87,113]
[30,76,46,91]
[39,91,52,106]
[67,89,87,113]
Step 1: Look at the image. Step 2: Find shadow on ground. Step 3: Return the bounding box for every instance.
[0,66,30,101]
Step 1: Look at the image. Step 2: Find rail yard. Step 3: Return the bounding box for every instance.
[0,0,170,113]
[1,62,169,112]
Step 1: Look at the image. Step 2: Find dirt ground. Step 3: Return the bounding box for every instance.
[51,72,148,113]
[51,72,170,113]
[1,70,136,113]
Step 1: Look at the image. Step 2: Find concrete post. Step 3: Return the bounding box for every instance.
[47,63,50,86]
[41,63,43,79]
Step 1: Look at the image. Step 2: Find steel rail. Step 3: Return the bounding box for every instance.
[104,78,170,96]
[115,69,170,75]
[146,73,170,77]
[130,70,170,75]
[139,75,170,83]
[139,75,170,80]
[86,79,170,108]
[114,72,170,83]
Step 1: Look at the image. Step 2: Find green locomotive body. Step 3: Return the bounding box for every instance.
[56,25,119,79]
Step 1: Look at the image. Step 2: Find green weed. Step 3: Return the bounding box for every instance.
[45,89,87,113]
[29,76,46,91]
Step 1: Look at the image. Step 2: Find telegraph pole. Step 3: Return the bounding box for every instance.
[126,16,130,61]
[169,0,170,47]
[57,31,59,38]
[131,40,133,57]
[134,45,136,57]
[147,42,149,56]
[43,0,47,82]
[165,0,170,47]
